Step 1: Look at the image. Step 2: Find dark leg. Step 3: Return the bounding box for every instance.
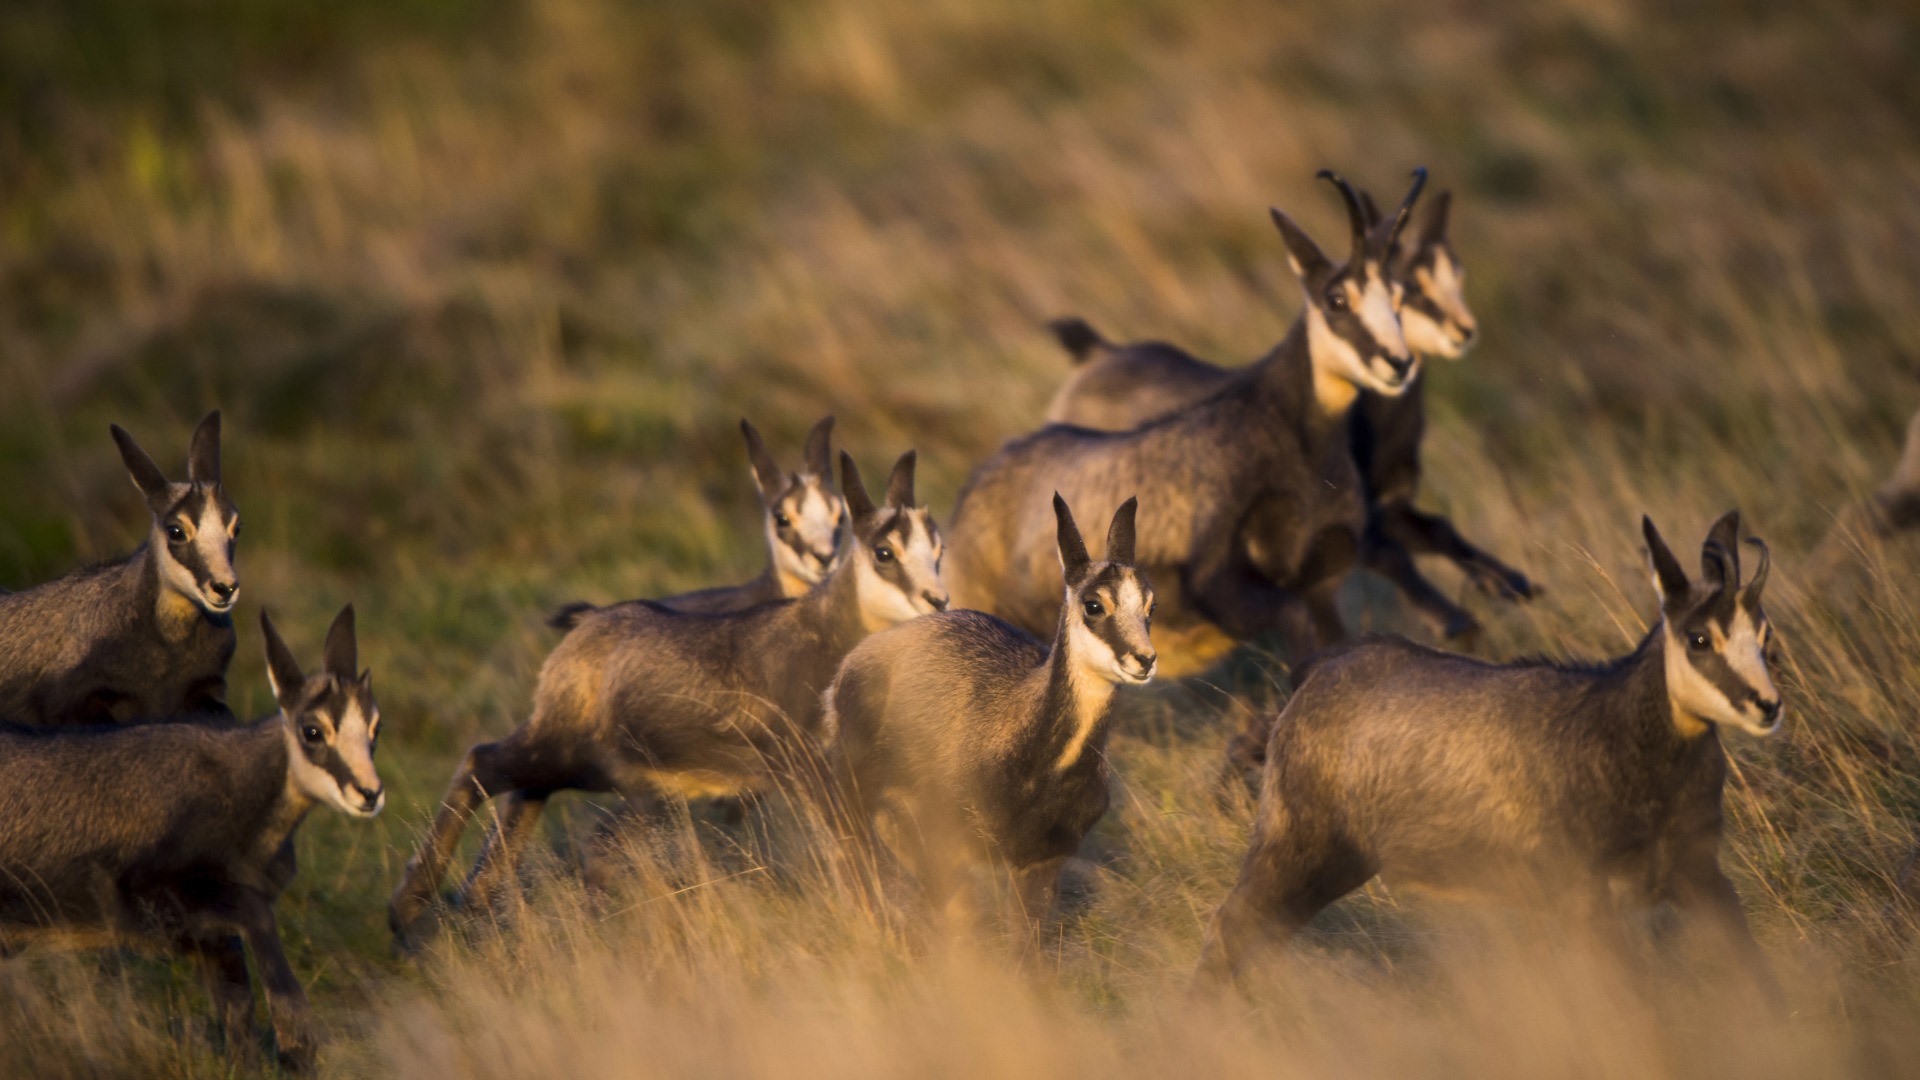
[232,893,316,1072]
[1375,502,1537,603]
[180,933,256,1058]
[460,791,550,920]
[1670,856,1782,1011]
[1193,807,1373,992]
[1362,525,1481,641]
[580,787,671,894]
[1217,714,1273,808]
[1009,856,1069,959]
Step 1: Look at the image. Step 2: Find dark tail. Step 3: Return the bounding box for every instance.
[547,601,599,631]
[1047,317,1108,364]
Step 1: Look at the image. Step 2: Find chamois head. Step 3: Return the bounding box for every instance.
[262,606,384,817]
[840,449,948,627]
[111,411,240,616]
[1054,494,1155,685]
[1643,511,1782,738]
[1270,167,1427,403]
[742,415,846,586]
[1363,188,1477,360]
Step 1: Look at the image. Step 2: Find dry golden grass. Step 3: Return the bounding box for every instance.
[3,0,1920,1074]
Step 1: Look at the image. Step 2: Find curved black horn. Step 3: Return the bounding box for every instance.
[1741,537,1771,609]
[1378,167,1430,256]
[1317,169,1368,263]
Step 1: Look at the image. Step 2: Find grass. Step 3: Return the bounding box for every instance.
[4,0,1920,1074]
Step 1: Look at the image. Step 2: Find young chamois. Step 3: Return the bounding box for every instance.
[945,169,1428,679]
[656,416,846,614]
[0,606,382,1070]
[1195,512,1782,999]
[825,495,1154,935]
[0,411,239,725]
[389,449,948,944]
[1046,187,1535,642]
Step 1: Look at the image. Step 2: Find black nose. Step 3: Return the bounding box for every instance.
[923,591,949,612]
[814,550,835,567]
[1758,699,1782,725]
[1385,354,1414,377]
[1130,652,1156,673]
[209,581,237,600]
[354,783,383,805]
[1459,326,1476,343]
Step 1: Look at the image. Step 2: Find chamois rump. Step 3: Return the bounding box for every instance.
[1046,185,1534,644]
[826,495,1155,934]
[0,606,382,1069]
[389,448,948,944]
[945,169,1428,678]
[0,411,239,726]
[1196,511,1782,1000]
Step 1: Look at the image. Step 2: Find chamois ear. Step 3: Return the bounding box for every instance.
[803,415,835,480]
[1740,537,1771,612]
[1643,515,1691,607]
[840,451,876,523]
[1106,496,1138,566]
[1702,509,1742,587]
[740,419,785,498]
[111,424,174,513]
[1419,190,1453,249]
[884,450,917,509]
[187,410,222,487]
[1270,208,1333,284]
[1054,493,1090,584]
[260,610,306,706]
[323,604,358,681]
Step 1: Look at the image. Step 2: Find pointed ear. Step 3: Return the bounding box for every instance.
[111,424,174,512]
[1643,515,1691,607]
[188,410,221,487]
[840,451,876,522]
[1269,208,1333,284]
[803,415,835,479]
[1740,537,1771,612]
[740,419,785,498]
[260,610,306,706]
[1702,509,1741,587]
[1105,497,1138,565]
[1419,190,1452,249]
[884,450,917,509]
[323,604,357,680]
[1054,493,1090,583]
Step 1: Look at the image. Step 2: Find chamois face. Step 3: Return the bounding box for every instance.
[1273,169,1429,402]
[264,606,385,817]
[1055,495,1156,685]
[744,416,846,586]
[1391,191,1477,362]
[1644,512,1783,738]
[112,411,241,616]
[840,450,949,626]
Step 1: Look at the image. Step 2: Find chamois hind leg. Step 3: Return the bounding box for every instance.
[580,785,672,894]
[1193,810,1373,992]
[389,732,562,943]
[460,792,550,922]
[1377,502,1537,603]
[180,933,256,1058]
[1362,521,1481,641]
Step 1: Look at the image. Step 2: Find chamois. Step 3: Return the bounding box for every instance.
[1046,187,1535,643]
[1196,512,1781,999]
[825,495,1155,933]
[1868,407,1920,534]
[945,169,1427,678]
[389,449,949,944]
[0,606,382,1070]
[656,416,846,614]
[0,411,239,725]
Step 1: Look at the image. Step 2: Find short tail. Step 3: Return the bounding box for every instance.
[547,601,599,631]
[1047,317,1108,364]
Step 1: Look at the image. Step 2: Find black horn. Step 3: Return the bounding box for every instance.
[1317,169,1368,264]
[1376,167,1429,258]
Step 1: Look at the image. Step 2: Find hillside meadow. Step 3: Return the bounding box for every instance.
[4,0,1920,1074]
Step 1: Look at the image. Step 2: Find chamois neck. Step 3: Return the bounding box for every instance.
[242,715,317,859]
[1616,626,1710,746]
[796,554,872,648]
[1042,604,1118,773]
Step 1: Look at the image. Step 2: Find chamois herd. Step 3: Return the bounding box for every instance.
[3,166,1918,1067]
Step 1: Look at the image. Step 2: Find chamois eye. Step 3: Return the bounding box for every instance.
[230,521,242,538]
[1326,286,1348,312]
[165,524,187,544]
[773,512,791,529]
[1688,632,1711,652]
[874,546,894,563]
[301,724,324,744]
[1083,599,1104,618]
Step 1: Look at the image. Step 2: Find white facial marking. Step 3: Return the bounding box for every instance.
[770,476,845,588]
[1056,573,1154,771]
[1304,268,1417,409]
[1663,610,1780,738]
[854,510,948,629]
[1409,254,1475,360]
[1356,267,1410,367]
[285,695,385,817]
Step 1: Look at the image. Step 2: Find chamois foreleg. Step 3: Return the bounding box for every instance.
[180,932,257,1057]
[460,791,550,920]
[232,891,315,1072]
[1669,851,1782,1011]
[1374,501,1537,603]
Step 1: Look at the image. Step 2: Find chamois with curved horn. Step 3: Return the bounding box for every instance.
[0,411,240,725]
[1197,512,1780,1004]
[948,169,1427,677]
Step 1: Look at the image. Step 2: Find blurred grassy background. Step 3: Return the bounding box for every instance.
[4,0,1920,1074]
